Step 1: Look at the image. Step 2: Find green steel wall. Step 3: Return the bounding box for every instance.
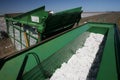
[0,22,118,80]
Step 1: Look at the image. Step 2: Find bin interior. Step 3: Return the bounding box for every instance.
[0,22,119,80]
[22,23,110,80]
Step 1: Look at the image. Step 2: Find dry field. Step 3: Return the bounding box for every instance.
[80,12,120,30]
[0,12,120,57]
[0,16,16,58]
[0,16,6,31]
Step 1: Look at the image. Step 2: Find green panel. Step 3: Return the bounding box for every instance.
[88,22,114,29]
[55,7,82,14]
[88,26,108,34]
[6,6,82,34]
[114,26,120,79]
[5,6,48,33]
[13,6,48,24]
[44,7,82,34]
[88,22,118,80]
[96,27,118,80]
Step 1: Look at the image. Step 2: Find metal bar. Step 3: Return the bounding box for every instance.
[17,52,47,79]
[6,18,40,27]
[13,25,24,32]
[12,22,16,48]
[38,32,41,42]
[9,35,27,47]
[26,33,37,41]
[114,26,120,79]
[12,25,38,40]
[96,27,118,80]
[28,30,30,46]
[20,25,22,49]
[23,32,29,47]
[5,20,9,34]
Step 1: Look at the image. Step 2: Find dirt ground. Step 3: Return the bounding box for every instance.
[0,12,120,58]
[79,12,120,30]
[0,16,6,31]
[0,16,16,58]
[0,38,16,58]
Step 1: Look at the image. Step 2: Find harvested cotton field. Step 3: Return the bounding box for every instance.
[50,32,104,80]
[79,12,120,30]
[81,12,106,18]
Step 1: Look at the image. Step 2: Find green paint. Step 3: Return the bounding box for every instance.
[5,6,82,51]
[0,23,89,80]
[0,22,119,80]
[97,27,118,80]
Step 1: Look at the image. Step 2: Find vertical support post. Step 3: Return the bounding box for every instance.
[23,31,29,48]
[12,21,16,48]
[72,23,78,28]
[5,19,9,34]
[20,24,22,49]
[28,29,30,46]
[38,32,41,43]
[23,24,30,48]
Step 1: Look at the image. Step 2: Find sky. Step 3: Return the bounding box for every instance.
[0,0,120,15]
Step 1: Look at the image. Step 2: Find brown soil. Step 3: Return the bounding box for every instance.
[0,38,16,58]
[79,12,120,30]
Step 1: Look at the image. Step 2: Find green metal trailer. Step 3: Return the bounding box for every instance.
[5,6,82,51]
[0,22,120,80]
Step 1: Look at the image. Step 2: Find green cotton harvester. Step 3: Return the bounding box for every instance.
[0,6,120,80]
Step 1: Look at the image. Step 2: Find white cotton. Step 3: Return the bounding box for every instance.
[50,32,104,80]
[9,27,38,51]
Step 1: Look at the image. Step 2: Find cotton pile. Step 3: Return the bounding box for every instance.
[50,32,104,80]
